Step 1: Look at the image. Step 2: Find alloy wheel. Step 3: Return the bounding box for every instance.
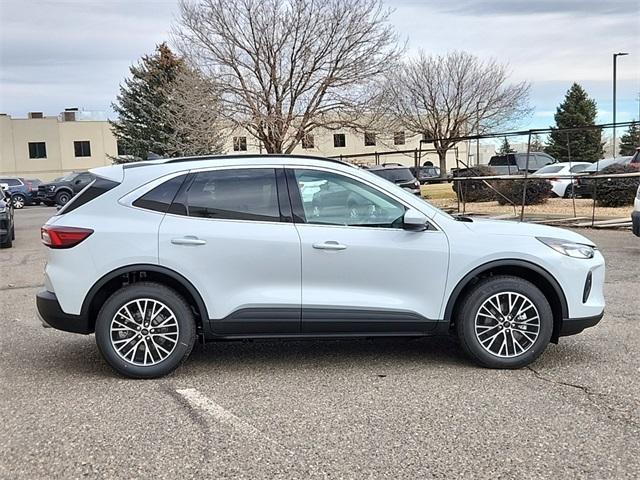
[474,291,540,358]
[109,299,180,366]
[13,195,25,209]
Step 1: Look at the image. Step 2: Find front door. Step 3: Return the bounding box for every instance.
[159,167,301,336]
[287,168,449,335]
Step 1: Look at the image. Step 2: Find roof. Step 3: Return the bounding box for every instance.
[122,153,353,169]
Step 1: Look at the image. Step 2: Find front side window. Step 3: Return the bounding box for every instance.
[293,169,405,228]
[28,142,47,159]
[233,136,247,152]
[185,168,280,222]
[74,140,91,157]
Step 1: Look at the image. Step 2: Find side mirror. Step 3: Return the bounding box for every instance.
[403,208,428,231]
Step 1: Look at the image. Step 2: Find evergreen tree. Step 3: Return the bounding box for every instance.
[111,43,186,161]
[545,83,604,162]
[619,121,640,156]
[530,134,545,151]
[497,137,515,154]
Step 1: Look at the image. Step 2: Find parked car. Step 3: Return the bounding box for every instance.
[633,185,640,237]
[0,177,39,209]
[36,154,605,378]
[571,157,633,198]
[367,166,421,195]
[410,165,443,184]
[0,188,15,248]
[532,162,591,198]
[37,171,95,206]
[488,152,557,175]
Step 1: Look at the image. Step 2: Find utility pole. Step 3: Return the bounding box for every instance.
[613,52,629,157]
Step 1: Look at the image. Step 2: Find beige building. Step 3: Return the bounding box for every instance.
[1,110,494,180]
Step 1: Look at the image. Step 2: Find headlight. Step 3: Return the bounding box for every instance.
[537,237,595,259]
[48,185,56,191]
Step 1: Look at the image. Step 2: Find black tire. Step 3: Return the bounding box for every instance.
[0,229,12,248]
[12,194,26,209]
[43,201,55,207]
[95,282,197,379]
[11,225,15,240]
[456,275,553,369]
[55,191,71,206]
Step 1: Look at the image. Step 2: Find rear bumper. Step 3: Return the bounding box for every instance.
[559,311,604,337]
[36,289,93,334]
[632,211,640,237]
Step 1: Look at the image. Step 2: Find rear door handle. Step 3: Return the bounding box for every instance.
[171,236,207,246]
[312,241,347,251]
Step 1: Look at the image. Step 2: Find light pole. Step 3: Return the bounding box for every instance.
[613,52,629,157]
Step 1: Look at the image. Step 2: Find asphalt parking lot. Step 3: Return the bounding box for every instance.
[1,207,639,479]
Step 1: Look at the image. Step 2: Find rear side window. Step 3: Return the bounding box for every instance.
[536,165,563,174]
[58,177,120,214]
[133,175,187,213]
[373,168,414,182]
[488,155,516,166]
[184,168,281,222]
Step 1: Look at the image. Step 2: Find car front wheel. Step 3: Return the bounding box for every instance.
[95,282,197,378]
[456,275,553,369]
[55,191,71,206]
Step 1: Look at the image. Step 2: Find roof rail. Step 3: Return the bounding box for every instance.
[162,153,354,167]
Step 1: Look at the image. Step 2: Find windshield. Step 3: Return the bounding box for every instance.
[373,168,414,182]
[59,173,79,182]
[534,165,563,174]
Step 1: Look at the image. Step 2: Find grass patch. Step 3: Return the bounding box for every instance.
[422,183,455,200]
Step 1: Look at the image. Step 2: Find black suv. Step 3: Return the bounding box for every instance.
[37,171,95,206]
[410,165,443,184]
[0,188,15,248]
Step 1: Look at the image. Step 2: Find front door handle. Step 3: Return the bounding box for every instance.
[171,236,207,246]
[312,241,347,251]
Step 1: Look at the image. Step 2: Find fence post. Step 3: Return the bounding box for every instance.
[520,131,533,222]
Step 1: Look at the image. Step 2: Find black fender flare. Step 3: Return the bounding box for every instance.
[443,259,569,322]
[80,264,209,322]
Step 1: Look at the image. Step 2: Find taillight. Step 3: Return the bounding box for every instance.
[41,225,93,249]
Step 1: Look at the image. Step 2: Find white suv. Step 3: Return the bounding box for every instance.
[37,155,605,378]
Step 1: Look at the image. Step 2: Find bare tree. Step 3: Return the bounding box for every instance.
[385,51,531,175]
[173,0,400,154]
[163,67,226,156]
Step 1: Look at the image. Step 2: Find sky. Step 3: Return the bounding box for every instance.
[0,0,639,130]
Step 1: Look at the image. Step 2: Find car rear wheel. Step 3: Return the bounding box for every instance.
[0,227,12,248]
[95,282,197,379]
[55,191,71,206]
[456,276,553,368]
[12,194,26,209]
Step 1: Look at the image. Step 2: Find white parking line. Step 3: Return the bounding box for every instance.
[176,387,293,455]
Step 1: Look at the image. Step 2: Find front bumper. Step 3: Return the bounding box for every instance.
[36,190,57,201]
[36,289,93,334]
[560,311,604,337]
[632,211,640,237]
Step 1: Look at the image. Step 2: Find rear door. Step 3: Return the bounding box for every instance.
[158,166,302,335]
[287,167,449,335]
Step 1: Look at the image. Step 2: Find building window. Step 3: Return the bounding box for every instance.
[364,132,376,146]
[28,142,47,159]
[333,133,346,148]
[394,131,405,145]
[74,140,91,157]
[233,136,247,152]
[302,133,314,149]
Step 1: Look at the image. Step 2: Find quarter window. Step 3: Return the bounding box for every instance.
[293,169,405,228]
[133,175,187,213]
[28,142,47,159]
[74,140,91,157]
[185,169,280,222]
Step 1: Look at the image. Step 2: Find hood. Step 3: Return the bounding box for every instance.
[463,218,595,246]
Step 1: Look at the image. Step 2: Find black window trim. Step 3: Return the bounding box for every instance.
[28,141,47,159]
[74,140,92,157]
[283,165,436,231]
